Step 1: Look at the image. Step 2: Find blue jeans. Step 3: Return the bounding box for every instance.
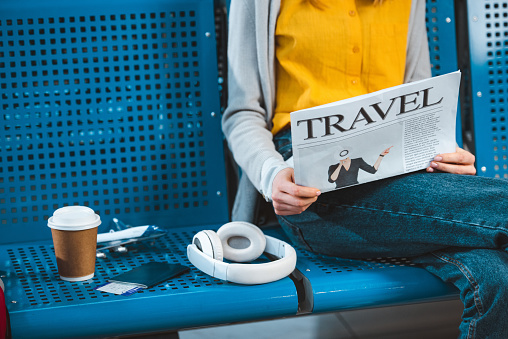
[274,128,508,338]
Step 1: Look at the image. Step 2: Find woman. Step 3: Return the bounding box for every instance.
[223,1,508,337]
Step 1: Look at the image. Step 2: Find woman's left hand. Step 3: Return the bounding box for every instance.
[427,147,476,175]
[381,146,393,156]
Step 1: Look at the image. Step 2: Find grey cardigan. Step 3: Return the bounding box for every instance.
[222,0,432,222]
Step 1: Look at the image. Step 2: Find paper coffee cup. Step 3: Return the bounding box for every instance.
[48,206,101,282]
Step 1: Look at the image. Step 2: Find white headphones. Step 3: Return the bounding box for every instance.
[187,221,297,285]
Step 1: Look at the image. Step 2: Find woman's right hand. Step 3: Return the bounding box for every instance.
[271,168,321,216]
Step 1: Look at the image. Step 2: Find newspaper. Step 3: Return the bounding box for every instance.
[289,71,461,192]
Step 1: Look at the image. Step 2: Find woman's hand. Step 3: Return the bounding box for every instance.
[272,168,321,216]
[381,146,393,156]
[427,147,476,175]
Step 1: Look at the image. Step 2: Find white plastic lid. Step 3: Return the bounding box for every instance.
[48,206,101,231]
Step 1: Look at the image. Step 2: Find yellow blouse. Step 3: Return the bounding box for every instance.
[272,0,412,135]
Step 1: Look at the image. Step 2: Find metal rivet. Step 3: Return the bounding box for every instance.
[0,275,6,278]
[11,300,17,304]
[306,269,311,272]
[211,112,216,117]
[481,166,487,172]
[473,16,478,22]
[217,191,222,197]
[446,17,452,23]
[205,32,211,38]
[477,91,482,98]
[96,252,106,259]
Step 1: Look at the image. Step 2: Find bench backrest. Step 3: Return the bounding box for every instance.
[0,0,229,244]
[466,1,508,179]
[0,0,467,245]
[425,0,462,146]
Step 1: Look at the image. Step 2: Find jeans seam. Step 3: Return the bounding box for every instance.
[278,215,314,252]
[332,203,507,232]
[467,318,476,339]
[431,251,485,318]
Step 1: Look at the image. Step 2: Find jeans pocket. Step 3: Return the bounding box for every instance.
[277,215,314,252]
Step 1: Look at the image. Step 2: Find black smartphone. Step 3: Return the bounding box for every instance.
[108,262,190,288]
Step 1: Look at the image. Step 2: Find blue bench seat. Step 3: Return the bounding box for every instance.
[1,225,298,339]
[1,226,459,338]
[2,225,460,338]
[264,228,458,314]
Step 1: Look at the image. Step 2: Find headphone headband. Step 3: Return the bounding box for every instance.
[187,224,297,285]
[226,235,297,284]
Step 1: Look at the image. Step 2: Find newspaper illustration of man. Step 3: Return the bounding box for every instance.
[328,146,393,188]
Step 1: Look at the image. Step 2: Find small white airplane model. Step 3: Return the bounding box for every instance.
[96,218,166,256]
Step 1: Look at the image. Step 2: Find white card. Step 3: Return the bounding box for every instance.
[96,282,143,296]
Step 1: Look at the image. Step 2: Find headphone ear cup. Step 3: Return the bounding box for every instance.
[217,222,266,262]
[192,230,223,261]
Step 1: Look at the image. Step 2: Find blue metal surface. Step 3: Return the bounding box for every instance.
[467,1,508,179]
[426,0,463,146]
[0,0,229,244]
[264,228,458,314]
[295,250,458,313]
[0,225,298,339]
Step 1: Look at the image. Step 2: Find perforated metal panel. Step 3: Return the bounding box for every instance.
[259,227,458,313]
[289,240,457,313]
[467,1,508,178]
[1,225,299,338]
[0,0,229,244]
[426,0,463,146]
[4,230,199,308]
